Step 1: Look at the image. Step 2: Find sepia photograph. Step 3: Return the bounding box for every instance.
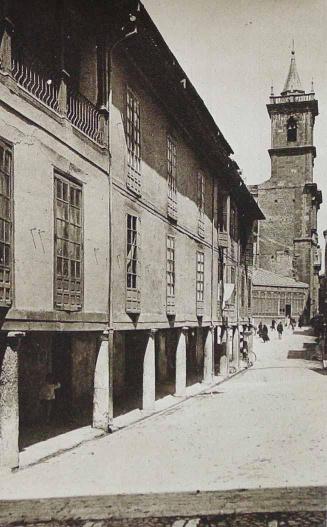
[0,0,326,525]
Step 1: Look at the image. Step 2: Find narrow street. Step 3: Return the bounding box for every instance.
[1,327,326,500]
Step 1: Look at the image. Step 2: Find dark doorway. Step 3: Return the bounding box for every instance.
[286,304,292,317]
[155,329,176,400]
[186,328,204,386]
[113,330,147,417]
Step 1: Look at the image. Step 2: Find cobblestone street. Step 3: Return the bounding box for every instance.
[0,327,326,501]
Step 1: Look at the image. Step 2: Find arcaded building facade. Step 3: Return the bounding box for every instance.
[250,49,322,321]
[0,0,262,469]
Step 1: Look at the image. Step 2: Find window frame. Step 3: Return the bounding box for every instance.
[166,235,176,314]
[0,138,13,307]
[126,87,141,194]
[287,116,297,142]
[196,250,205,303]
[54,171,83,312]
[167,134,177,220]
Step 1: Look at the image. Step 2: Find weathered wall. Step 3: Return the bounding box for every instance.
[0,79,109,331]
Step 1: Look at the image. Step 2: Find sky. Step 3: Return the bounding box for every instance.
[142,0,327,253]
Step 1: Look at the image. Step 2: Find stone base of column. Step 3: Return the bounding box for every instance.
[0,344,19,470]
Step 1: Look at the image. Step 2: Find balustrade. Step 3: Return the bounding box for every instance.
[9,58,105,145]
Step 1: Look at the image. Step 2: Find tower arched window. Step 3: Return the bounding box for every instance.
[287,117,297,142]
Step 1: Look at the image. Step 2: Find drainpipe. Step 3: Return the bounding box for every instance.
[105,25,138,431]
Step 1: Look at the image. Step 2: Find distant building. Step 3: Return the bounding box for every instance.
[252,268,308,324]
[250,47,322,321]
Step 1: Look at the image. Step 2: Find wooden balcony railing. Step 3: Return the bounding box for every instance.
[10,59,105,146]
[12,59,60,113]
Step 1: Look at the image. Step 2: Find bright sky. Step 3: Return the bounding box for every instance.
[142,0,327,251]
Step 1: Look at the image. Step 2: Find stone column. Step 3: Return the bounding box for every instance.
[232,326,240,370]
[225,327,233,376]
[93,329,114,431]
[142,329,156,412]
[203,327,214,383]
[0,11,14,75]
[175,327,187,397]
[0,332,24,471]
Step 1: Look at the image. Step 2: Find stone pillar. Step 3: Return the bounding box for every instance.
[219,326,228,376]
[157,331,168,382]
[0,13,14,75]
[225,327,233,376]
[175,327,187,397]
[203,327,214,383]
[58,70,70,117]
[232,326,240,369]
[0,332,24,471]
[142,330,156,412]
[93,329,114,431]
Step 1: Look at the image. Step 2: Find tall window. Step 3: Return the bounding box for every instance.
[126,88,141,193]
[0,140,12,306]
[196,251,204,303]
[248,277,252,309]
[197,171,205,237]
[167,135,177,220]
[287,117,297,142]
[217,249,224,311]
[166,235,175,313]
[230,204,238,241]
[126,214,141,313]
[55,174,82,311]
[217,190,228,232]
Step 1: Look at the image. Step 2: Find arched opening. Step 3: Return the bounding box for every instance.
[287,117,297,142]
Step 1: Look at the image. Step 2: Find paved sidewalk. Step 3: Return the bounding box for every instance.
[0,327,326,500]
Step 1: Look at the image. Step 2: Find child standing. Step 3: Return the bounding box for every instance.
[39,373,61,424]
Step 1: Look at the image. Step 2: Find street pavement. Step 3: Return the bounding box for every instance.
[0,327,326,500]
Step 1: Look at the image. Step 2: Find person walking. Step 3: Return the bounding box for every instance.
[258,321,263,338]
[262,324,270,343]
[271,319,276,331]
[277,321,284,339]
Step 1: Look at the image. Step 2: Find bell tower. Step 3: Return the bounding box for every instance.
[251,47,322,319]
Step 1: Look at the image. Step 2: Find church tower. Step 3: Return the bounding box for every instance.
[251,48,322,319]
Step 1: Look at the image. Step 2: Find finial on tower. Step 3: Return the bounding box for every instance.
[310,78,315,93]
[291,38,295,55]
[281,42,304,95]
[270,82,274,96]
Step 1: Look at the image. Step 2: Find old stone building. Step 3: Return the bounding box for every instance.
[0,0,262,470]
[250,48,322,322]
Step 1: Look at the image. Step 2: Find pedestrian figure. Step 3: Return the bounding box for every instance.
[39,373,61,424]
[290,317,296,331]
[298,314,304,328]
[277,321,283,339]
[271,319,276,331]
[262,324,270,343]
[258,321,263,338]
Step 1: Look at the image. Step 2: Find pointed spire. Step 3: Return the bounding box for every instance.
[281,43,304,95]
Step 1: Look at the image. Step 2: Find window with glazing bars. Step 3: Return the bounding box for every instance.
[55,174,82,311]
[217,190,228,231]
[167,235,175,299]
[196,251,204,302]
[197,171,205,237]
[127,214,139,291]
[0,140,12,306]
[167,135,177,216]
[126,89,141,192]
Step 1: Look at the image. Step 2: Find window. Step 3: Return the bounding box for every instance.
[196,251,204,303]
[126,88,141,193]
[167,135,177,220]
[54,173,82,311]
[218,249,224,305]
[0,140,12,306]
[287,117,297,142]
[217,190,228,232]
[126,213,141,312]
[197,171,205,237]
[230,204,238,241]
[166,235,175,314]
